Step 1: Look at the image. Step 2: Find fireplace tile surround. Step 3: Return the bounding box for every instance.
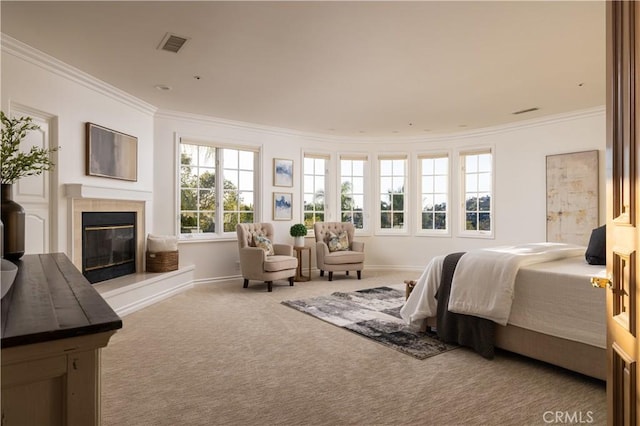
[66,184,151,277]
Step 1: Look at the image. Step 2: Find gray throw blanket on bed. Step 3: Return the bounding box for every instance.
[436,252,496,359]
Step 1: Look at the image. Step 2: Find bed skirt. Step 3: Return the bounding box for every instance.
[425,316,605,380]
[495,324,605,380]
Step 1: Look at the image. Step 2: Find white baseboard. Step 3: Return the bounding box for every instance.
[95,265,421,314]
[95,266,195,317]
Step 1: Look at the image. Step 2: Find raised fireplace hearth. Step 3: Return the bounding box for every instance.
[82,211,136,284]
[65,184,196,318]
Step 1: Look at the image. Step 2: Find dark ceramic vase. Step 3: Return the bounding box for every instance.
[1,184,25,260]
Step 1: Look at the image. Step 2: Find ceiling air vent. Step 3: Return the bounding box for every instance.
[512,107,539,115]
[158,33,189,53]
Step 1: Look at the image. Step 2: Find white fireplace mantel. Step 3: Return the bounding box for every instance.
[65,183,150,273]
[65,183,152,201]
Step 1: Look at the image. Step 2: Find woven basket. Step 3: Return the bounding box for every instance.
[146,250,179,272]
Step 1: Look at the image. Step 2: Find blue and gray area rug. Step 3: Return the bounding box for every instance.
[282,286,457,359]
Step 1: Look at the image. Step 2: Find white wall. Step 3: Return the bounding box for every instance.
[2,36,606,284]
[1,37,156,255]
[154,108,605,282]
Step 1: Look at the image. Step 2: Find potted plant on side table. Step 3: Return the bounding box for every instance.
[1,111,59,260]
[290,223,308,248]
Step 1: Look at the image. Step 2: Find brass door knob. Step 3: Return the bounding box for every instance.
[591,276,612,289]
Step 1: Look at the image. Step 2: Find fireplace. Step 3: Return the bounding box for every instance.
[82,211,136,284]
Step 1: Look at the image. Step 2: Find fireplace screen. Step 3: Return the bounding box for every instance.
[82,212,136,283]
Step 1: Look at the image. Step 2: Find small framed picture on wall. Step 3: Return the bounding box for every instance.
[273,158,293,187]
[273,192,292,220]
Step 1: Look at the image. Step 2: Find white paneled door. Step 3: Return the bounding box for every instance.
[11,107,55,255]
[606,1,640,424]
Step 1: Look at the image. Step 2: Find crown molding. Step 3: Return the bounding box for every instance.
[406,106,606,144]
[154,108,354,143]
[158,106,605,145]
[1,34,157,116]
[2,34,603,143]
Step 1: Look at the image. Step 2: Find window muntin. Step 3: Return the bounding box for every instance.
[462,150,492,234]
[379,157,407,230]
[179,141,256,238]
[340,157,366,230]
[180,144,215,234]
[303,155,327,229]
[419,155,449,232]
[222,149,255,232]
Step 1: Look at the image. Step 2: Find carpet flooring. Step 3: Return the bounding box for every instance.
[282,286,457,359]
[101,270,606,425]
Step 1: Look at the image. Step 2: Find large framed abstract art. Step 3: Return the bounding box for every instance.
[86,123,137,181]
[546,150,599,246]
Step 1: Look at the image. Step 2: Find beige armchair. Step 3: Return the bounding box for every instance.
[236,223,298,292]
[314,222,364,281]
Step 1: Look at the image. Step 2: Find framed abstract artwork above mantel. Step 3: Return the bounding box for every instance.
[86,122,138,181]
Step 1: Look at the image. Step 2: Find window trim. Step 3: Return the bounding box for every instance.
[176,134,261,241]
[375,153,409,235]
[416,150,451,237]
[458,146,494,239]
[301,151,332,234]
[338,152,370,235]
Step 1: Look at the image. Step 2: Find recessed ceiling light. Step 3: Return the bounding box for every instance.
[155,84,172,91]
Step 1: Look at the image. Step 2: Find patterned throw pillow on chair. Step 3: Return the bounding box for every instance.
[328,231,350,252]
[252,233,274,256]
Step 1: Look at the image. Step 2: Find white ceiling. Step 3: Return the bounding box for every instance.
[0,1,606,137]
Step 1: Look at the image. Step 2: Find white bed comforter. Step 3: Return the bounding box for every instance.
[400,243,585,326]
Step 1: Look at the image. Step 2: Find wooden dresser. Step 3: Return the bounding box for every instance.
[1,253,122,425]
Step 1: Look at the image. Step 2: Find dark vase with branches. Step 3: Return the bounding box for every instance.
[1,112,58,260]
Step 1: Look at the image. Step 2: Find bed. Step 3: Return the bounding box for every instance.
[401,243,607,380]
